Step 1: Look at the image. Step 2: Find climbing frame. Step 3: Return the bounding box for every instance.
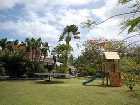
[102,52,121,87]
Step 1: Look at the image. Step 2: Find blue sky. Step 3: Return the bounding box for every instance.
[0,0,136,56]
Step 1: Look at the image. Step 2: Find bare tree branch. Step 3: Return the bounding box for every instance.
[127,41,139,47]
[123,33,140,41]
[96,11,140,26]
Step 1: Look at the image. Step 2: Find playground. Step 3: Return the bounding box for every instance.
[0,0,139,105]
[0,78,140,105]
[82,52,121,86]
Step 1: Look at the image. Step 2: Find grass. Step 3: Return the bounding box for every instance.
[0,78,140,105]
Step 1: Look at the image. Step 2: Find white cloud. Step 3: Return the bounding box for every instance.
[0,0,94,10]
[0,0,92,42]
[84,17,125,41]
[0,0,50,10]
[70,40,84,57]
[54,0,93,7]
[92,0,116,19]
[0,0,22,9]
[58,9,91,26]
[0,21,60,40]
[92,0,132,20]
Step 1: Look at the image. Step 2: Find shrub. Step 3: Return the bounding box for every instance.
[26,61,47,77]
[124,80,135,91]
[122,72,138,91]
[0,64,5,76]
[57,65,67,73]
[0,50,27,78]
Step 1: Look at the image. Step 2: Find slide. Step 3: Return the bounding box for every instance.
[82,72,105,85]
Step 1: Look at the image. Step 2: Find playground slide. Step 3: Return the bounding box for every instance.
[82,72,104,85]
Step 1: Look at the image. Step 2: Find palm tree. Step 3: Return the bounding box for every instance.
[13,39,19,45]
[34,38,42,61]
[25,38,42,61]
[59,24,80,68]
[25,38,32,60]
[12,39,19,50]
[0,38,25,52]
[7,41,13,51]
[41,42,49,61]
[0,38,8,50]
[59,24,80,45]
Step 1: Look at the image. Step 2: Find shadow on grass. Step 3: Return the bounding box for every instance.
[125,90,140,92]
[0,80,32,82]
[124,90,140,99]
[83,84,120,88]
[34,80,65,84]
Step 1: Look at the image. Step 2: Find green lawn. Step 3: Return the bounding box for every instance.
[0,78,140,105]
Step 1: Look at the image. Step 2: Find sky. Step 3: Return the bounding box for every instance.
[0,0,138,57]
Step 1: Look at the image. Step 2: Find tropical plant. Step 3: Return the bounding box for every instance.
[0,50,27,78]
[0,63,5,76]
[120,43,140,91]
[59,24,80,68]
[117,0,140,40]
[0,38,8,50]
[24,38,50,77]
[73,39,106,76]
[59,24,80,45]
[53,44,72,64]
[122,72,138,91]
[57,65,67,73]
[25,61,46,77]
[25,37,43,61]
[125,79,135,91]
[121,17,140,34]
[41,42,49,60]
[81,19,96,28]
[7,41,13,51]
[0,37,51,78]
[120,57,138,71]
[13,39,19,45]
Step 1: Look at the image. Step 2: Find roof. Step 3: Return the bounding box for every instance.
[41,56,54,63]
[104,52,120,59]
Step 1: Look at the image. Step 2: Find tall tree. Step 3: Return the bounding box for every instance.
[59,24,80,68]
[7,41,13,51]
[74,39,107,75]
[24,38,42,61]
[104,40,127,57]
[34,38,42,61]
[41,42,49,61]
[53,44,72,64]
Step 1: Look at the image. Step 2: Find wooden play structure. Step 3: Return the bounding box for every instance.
[102,52,121,87]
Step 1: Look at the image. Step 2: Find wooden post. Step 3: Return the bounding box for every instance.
[106,73,109,85]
